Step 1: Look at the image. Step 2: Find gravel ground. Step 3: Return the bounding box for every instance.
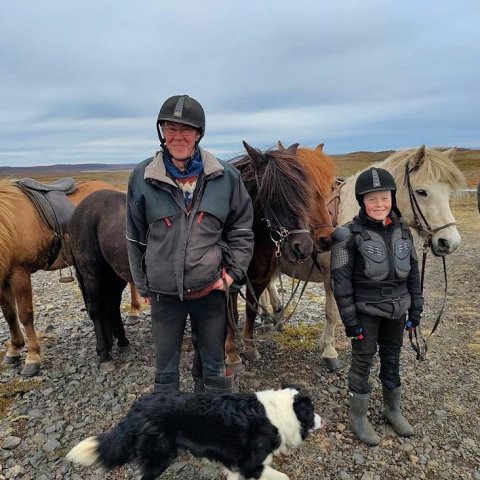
[0,206,479,480]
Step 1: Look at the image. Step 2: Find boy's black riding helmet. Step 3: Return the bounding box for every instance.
[156,95,206,144]
[355,167,400,214]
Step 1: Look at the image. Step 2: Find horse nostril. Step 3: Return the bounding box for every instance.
[437,238,450,251]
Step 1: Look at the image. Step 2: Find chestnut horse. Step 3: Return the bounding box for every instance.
[224,143,335,368]
[0,179,128,376]
[264,146,465,370]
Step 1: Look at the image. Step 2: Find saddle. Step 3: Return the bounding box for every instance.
[15,177,77,269]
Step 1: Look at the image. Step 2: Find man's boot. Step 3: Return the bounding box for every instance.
[383,386,414,436]
[349,391,380,446]
[204,373,234,394]
[153,378,180,394]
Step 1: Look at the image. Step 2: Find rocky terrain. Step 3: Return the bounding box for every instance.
[0,199,479,480]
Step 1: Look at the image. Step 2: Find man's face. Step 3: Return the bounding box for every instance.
[162,121,200,161]
[363,190,392,223]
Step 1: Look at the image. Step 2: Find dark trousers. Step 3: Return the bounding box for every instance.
[348,313,406,394]
[150,291,227,388]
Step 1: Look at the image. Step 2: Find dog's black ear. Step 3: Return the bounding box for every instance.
[280,382,301,391]
[292,394,316,438]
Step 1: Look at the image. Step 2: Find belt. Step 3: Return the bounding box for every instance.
[354,283,408,299]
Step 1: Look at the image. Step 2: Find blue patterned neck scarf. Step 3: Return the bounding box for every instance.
[164,150,203,211]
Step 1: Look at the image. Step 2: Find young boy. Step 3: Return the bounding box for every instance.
[330,167,423,446]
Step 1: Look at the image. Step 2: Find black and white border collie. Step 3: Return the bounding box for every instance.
[67,388,324,480]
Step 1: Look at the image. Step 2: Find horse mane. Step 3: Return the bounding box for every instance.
[297,147,336,199]
[379,147,465,190]
[0,180,22,281]
[234,147,313,223]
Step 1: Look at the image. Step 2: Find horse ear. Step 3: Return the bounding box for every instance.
[316,143,324,151]
[443,147,458,161]
[278,141,286,150]
[286,143,299,155]
[243,141,265,167]
[411,145,426,168]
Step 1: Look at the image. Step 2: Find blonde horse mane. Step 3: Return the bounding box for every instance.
[0,180,23,282]
[379,146,465,190]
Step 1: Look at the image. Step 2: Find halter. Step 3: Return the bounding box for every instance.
[254,170,310,258]
[404,162,454,360]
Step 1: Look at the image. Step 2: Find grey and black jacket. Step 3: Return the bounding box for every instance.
[126,148,254,299]
[330,211,423,328]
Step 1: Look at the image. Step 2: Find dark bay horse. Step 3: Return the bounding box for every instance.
[69,142,334,372]
[224,143,335,368]
[0,179,119,376]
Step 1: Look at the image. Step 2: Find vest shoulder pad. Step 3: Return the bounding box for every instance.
[332,226,351,243]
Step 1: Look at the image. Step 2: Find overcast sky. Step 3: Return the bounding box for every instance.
[1,1,479,166]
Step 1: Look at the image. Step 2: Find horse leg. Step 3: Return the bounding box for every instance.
[0,282,25,366]
[225,291,244,372]
[243,281,270,362]
[9,270,41,376]
[110,276,130,351]
[319,262,342,371]
[125,283,142,326]
[266,280,284,324]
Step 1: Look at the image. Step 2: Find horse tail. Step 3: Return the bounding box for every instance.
[67,422,136,470]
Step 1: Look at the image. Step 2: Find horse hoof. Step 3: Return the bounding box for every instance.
[118,344,131,354]
[2,356,21,366]
[125,315,140,326]
[227,362,245,374]
[243,349,261,362]
[99,361,116,373]
[323,357,342,371]
[21,363,40,377]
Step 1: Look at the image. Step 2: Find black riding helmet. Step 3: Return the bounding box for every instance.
[156,95,206,145]
[355,167,401,215]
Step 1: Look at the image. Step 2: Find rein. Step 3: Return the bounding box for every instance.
[404,162,454,360]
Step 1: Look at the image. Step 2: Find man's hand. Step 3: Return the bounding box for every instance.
[212,271,234,291]
[406,317,420,331]
[142,295,152,305]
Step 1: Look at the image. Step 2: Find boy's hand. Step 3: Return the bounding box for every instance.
[406,318,420,331]
[345,324,364,340]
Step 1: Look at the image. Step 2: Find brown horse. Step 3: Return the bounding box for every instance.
[0,179,128,376]
[224,143,335,368]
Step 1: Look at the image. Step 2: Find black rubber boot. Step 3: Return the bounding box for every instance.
[153,379,180,394]
[204,374,234,394]
[383,386,414,436]
[349,391,380,446]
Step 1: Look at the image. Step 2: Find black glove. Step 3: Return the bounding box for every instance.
[345,324,363,339]
[405,317,420,330]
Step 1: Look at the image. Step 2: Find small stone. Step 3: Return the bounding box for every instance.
[352,452,365,465]
[361,472,375,480]
[399,443,414,452]
[42,438,61,453]
[337,423,347,432]
[462,438,476,447]
[1,436,21,450]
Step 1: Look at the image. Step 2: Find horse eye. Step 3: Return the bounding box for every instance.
[415,189,427,197]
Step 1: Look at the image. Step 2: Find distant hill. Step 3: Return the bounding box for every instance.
[0,163,136,177]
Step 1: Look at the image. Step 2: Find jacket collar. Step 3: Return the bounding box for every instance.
[144,147,224,186]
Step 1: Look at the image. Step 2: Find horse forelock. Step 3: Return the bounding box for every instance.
[381,147,465,190]
[297,147,336,199]
[256,149,312,225]
[0,181,22,282]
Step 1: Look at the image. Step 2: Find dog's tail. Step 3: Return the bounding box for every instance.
[67,425,135,470]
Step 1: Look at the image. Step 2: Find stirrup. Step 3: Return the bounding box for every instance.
[59,266,75,283]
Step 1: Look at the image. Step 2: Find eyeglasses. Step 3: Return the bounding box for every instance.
[163,125,198,137]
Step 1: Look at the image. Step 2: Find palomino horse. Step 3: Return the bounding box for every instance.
[0,179,127,376]
[224,142,335,368]
[265,146,465,370]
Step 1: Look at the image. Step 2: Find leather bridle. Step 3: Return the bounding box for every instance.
[404,162,455,360]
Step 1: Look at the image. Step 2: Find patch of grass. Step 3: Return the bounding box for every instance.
[0,378,43,420]
[276,323,322,350]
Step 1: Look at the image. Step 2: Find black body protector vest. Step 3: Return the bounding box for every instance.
[351,222,412,282]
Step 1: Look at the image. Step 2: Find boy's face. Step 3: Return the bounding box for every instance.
[363,190,392,223]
